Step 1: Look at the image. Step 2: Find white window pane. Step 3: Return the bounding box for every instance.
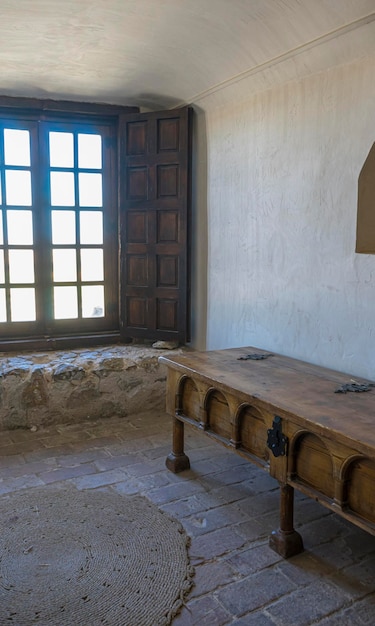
[78,134,102,169]
[5,170,32,206]
[51,210,76,244]
[49,132,74,168]
[81,249,104,281]
[0,181,2,205]
[0,213,3,244]
[54,286,78,319]
[80,211,103,244]
[82,285,105,318]
[4,129,31,166]
[9,250,34,283]
[53,249,77,282]
[7,210,33,244]
[10,288,36,321]
[50,172,75,206]
[0,251,4,283]
[0,288,6,322]
[78,173,102,207]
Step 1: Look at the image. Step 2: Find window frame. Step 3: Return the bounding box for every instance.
[0,97,138,351]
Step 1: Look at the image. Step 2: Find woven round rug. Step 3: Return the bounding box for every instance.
[0,485,194,625]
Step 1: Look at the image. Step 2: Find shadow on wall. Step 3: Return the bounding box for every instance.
[190,105,208,350]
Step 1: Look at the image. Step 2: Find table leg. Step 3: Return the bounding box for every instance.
[269,483,304,558]
[166,416,191,473]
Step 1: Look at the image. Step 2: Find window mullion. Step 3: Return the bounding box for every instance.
[35,121,51,332]
[0,128,11,322]
[74,131,83,319]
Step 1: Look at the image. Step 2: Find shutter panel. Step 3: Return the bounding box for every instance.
[119,107,192,342]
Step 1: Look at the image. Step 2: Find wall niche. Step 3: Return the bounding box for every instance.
[356,142,375,253]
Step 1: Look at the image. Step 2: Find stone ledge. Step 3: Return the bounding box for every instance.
[0,344,188,431]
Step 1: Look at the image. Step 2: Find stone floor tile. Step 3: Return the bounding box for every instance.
[172,595,232,626]
[0,458,58,479]
[201,451,250,470]
[122,457,168,478]
[111,479,141,496]
[200,465,257,489]
[146,479,206,506]
[184,458,222,476]
[236,490,281,518]
[0,453,25,468]
[234,612,278,626]
[314,604,367,626]
[245,470,278,494]
[69,468,128,490]
[307,537,360,571]
[105,438,155,455]
[0,432,16,446]
[21,444,75,462]
[0,441,43,456]
[81,435,125,449]
[38,463,98,484]
[343,593,375,625]
[141,444,173,460]
[298,514,355,549]
[160,493,224,520]
[182,502,250,538]
[38,431,96,447]
[7,426,59,442]
[234,518,273,543]
[56,448,110,468]
[265,579,352,625]
[226,543,282,576]
[132,471,172,491]
[342,529,375,558]
[275,551,338,586]
[0,474,44,494]
[185,443,240,462]
[333,554,375,600]
[294,495,332,526]
[93,452,145,471]
[209,483,252,505]
[217,568,296,617]
[189,560,237,598]
[189,527,246,563]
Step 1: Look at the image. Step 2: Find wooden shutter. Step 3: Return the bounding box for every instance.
[119,107,192,342]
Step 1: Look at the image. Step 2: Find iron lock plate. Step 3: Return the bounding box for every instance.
[267,415,288,457]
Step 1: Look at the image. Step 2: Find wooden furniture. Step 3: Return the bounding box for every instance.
[160,347,375,558]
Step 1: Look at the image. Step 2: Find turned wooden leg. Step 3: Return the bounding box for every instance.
[165,416,191,473]
[269,483,304,558]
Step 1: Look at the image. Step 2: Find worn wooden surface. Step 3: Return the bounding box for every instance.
[161,346,375,556]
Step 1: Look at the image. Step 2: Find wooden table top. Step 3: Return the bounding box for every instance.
[160,347,375,455]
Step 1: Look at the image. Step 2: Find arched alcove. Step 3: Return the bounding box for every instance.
[356,142,375,253]
[345,457,375,524]
[179,376,200,422]
[205,389,231,439]
[236,405,269,463]
[292,432,334,498]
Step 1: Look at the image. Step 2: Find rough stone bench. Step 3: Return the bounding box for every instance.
[160,346,375,558]
[0,344,184,431]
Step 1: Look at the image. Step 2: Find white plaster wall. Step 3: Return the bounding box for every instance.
[193,54,375,379]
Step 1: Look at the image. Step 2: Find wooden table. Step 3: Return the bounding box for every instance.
[159,347,375,558]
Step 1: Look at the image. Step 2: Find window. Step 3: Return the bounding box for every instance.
[0,110,118,347]
[0,100,191,351]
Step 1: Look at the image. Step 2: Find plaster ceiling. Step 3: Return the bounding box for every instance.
[0,0,374,109]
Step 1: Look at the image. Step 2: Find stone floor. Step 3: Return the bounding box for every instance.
[1,410,375,625]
